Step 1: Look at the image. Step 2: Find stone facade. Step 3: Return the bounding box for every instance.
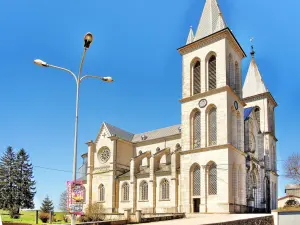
[79,0,278,214]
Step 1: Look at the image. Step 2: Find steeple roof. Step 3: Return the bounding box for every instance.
[194,0,227,41]
[186,26,195,45]
[243,53,268,98]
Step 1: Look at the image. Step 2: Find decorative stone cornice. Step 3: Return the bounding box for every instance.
[180,86,246,106]
[243,92,278,107]
[263,132,278,142]
[178,28,246,59]
[85,140,94,146]
[180,143,246,156]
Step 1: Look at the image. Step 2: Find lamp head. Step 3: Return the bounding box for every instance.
[34,59,48,67]
[84,32,93,48]
[102,77,114,82]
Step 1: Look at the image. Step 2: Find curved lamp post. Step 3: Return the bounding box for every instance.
[34,33,113,225]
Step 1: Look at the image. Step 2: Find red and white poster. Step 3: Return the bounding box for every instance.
[67,181,85,215]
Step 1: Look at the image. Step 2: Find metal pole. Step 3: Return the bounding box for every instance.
[72,47,87,181]
[72,80,80,181]
[71,47,87,225]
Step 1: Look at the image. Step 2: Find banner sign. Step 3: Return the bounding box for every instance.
[67,181,85,215]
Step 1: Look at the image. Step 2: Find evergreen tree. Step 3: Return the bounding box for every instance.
[15,149,36,212]
[59,190,68,212]
[40,196,54,213]
[0,146,17,216]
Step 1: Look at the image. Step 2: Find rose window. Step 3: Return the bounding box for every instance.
[98,147,111,163]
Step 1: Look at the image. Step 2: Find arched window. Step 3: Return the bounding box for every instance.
[208,163,217,195]
[237,113,242,150]
[99,184,105,202]
[208,55,217,90]
[255,108,260,129]
[193,61,201,95]
[122,182,129,201]
[269,106,274,133]
[140,181,148,201]
[231,112,237,147]
[192,111,201,149]
[208,107,217,146]
[235,62,240,96]
[232,166,237,203]
[238,167,242,204]
[228,54,234,89]
[160,179,170,200]
[193,165,201,196]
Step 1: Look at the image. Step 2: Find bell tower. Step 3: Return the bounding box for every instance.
[179,0,248,213]
[243,47,278,210]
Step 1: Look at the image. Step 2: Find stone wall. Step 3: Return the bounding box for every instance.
[204,216,273,225]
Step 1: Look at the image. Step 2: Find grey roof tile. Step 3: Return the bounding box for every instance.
[102,122,181,143]
[132,124,181,143]
[104,122,134,142]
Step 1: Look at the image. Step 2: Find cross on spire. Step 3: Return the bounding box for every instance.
[250,37,255,57]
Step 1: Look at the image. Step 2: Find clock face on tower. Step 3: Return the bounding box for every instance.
[234,101,238,110]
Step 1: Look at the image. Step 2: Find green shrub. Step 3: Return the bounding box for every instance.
[78,215,91,222]
[39,212,49,223]
[63,215,70,223]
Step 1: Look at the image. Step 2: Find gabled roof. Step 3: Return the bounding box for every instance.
[96,123,181,143]
[243,57,268,98]
[194,0,227,41]
[132,124,181,143]
[104,122,134,142]
[244,107,254,121]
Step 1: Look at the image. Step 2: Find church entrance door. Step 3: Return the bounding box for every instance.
[193,198,201,213]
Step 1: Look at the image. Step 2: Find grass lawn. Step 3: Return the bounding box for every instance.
[0,210,68,224]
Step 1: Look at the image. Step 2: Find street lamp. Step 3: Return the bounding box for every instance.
[34,32,113,225]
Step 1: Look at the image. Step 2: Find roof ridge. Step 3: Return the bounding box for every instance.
[134,124,181,136]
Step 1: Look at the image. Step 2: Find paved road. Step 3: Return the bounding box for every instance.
[135,214,270,225]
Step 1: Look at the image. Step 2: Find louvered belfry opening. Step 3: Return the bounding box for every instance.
[193,165,201,196]
[209,108,217,146]
[235,62,240,96]
[208,55,217,90]
[193,111,201,149]
[255,108,260,128]
[193,61,201,95]
[228,54,235,89]
[208,163,217,195]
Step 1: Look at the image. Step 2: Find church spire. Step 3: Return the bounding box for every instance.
[186,26,195,44]
[243,46,268,98]
[194,0,227,41]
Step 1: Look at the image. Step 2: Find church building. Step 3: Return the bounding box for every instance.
[79,0,278,213]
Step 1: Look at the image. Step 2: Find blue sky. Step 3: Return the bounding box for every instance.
[0,0,298,210]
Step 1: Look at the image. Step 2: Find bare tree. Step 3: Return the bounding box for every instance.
[59,191,68,212]
[284,153,300,182]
